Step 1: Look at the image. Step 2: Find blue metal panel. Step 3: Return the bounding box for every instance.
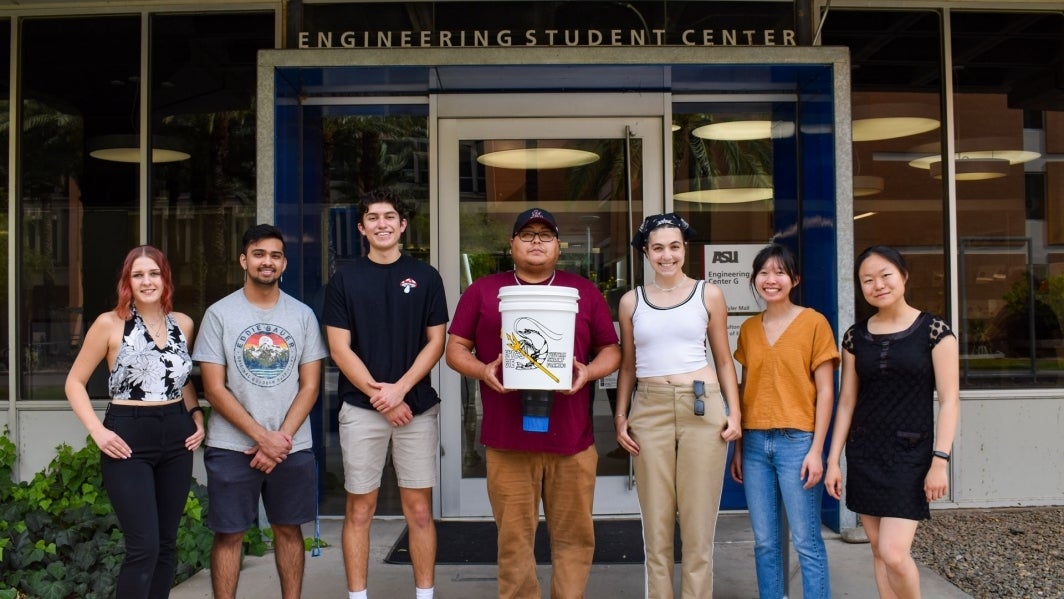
[797,67,841,532]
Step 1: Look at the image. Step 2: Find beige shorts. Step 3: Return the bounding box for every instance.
[338,401,440,494]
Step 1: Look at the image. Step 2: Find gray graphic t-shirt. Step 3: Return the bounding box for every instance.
[193,289,329,452]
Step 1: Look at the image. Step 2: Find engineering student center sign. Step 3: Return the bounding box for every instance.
[296,1,797,50]
[298,27,796,48]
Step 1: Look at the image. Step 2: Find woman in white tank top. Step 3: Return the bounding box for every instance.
[614,213,742,598]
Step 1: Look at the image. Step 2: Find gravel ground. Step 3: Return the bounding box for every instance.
[912,506,1064,598]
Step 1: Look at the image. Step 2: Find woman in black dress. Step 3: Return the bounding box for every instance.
[825,246,959,598]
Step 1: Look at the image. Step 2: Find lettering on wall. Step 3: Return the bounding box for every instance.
[704,244,763,315]
[298,28,796,49]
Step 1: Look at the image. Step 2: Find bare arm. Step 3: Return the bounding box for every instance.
[64,312,131,459]
[280,359,323,440]
[199,362,291,464]
[729,367,746,483]
[614,290,639,455]
[568,342,620,395]
[369,324,446,426]
[325,325,378,399]
[825,349,857,500]
[446,333,507,394]
[926,334,960,502]
[801,359,836,489]
[174,312,204,451]
[705,284,741,441]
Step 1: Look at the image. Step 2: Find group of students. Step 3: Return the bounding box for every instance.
[64,200,959,599]
[614,214,960,599]
[65,190,450,599]
[65,223,329,599]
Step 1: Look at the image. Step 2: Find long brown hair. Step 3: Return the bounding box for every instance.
[114,245,174,320]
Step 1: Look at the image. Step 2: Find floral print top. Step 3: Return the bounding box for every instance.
[108,306,193,401]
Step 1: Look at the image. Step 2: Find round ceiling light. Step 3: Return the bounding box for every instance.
[691,120,795,141]
[852,102,940,142]
[929,159,1010,181]
[476,148,599,170]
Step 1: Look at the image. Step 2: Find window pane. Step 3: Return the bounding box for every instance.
[0,21,8,400]
[952,11,1064,388]
[821,10,948,325]
[149,12,275,325]
[671,102,778,270]
[311,106,430,515]
[21,17,140,399]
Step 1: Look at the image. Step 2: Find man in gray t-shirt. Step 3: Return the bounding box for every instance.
[193,224,328,599]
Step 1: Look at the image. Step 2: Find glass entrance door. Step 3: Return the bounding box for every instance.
[437,115,664,517]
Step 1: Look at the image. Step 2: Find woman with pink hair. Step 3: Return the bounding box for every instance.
[66,245,204,598]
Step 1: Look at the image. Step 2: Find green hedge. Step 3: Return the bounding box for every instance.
[0,429,269,599]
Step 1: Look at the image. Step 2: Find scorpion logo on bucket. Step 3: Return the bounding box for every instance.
[504,317,565,383]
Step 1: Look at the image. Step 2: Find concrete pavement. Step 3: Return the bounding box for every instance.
[168,514,972,598]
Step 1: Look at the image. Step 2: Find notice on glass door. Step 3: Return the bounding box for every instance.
[703,244,762,315]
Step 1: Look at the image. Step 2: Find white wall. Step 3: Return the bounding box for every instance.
[10,396,1064,507]
[951,394,1064,507]
[17,408,90,478]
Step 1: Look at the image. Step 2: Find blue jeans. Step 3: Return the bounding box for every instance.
[741,429,830,599]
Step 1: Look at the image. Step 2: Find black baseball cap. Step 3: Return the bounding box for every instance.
[512,208,559,236]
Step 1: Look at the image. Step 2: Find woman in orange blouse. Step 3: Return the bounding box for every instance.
[731,243,839,598]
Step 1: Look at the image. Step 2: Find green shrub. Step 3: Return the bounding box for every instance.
[0,429,273,598]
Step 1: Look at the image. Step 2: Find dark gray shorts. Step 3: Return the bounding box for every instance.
[204,446,316,533]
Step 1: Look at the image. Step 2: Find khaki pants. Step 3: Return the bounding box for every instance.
[486,445,598,599]
[629,382,729,599]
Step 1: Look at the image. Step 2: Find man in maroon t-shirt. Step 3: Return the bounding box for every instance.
[446,208,620,599]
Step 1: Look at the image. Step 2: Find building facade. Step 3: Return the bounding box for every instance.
[2,0,1062,531]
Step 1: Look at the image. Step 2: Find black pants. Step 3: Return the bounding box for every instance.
[101,402,195,599]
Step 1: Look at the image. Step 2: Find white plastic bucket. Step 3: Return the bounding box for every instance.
[498,285,580,390]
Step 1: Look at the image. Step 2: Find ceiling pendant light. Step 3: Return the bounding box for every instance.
[929,158,1010,181]
[674,175,774,204]
[691,120,795,141]
[852,103,940,142]
[907,137,1041,170]
[89,134,190,163]
[853,175,885,196]
[476,148,599,170]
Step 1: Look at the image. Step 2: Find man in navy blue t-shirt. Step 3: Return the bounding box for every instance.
[323,190,448,599]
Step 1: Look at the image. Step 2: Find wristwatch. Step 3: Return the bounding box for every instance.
[932,450,951,462]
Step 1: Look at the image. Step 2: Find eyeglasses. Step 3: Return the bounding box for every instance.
[515,230,557,243]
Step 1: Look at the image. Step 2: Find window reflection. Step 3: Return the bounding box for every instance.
[455,134,643,481]
[952,12,1063,387]
[825,9,1064,388]
[0,21,8,399]
[21,17,140,399]
[672,105,780,279]
[149,13,274,326]
[849,91,947,321]
[314,108,430,515]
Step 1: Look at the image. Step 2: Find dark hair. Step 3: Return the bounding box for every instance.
[631,213,695,250]
[748,244,799,306]
[242,224,285,255]
[855,245,908,281]
[359,188,409,222]
[750,244,799,285]
[114,245,174,320]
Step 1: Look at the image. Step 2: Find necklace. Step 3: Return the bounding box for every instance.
[144,314,168,342]
[513,270,557,286]
[651,275,687,292]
